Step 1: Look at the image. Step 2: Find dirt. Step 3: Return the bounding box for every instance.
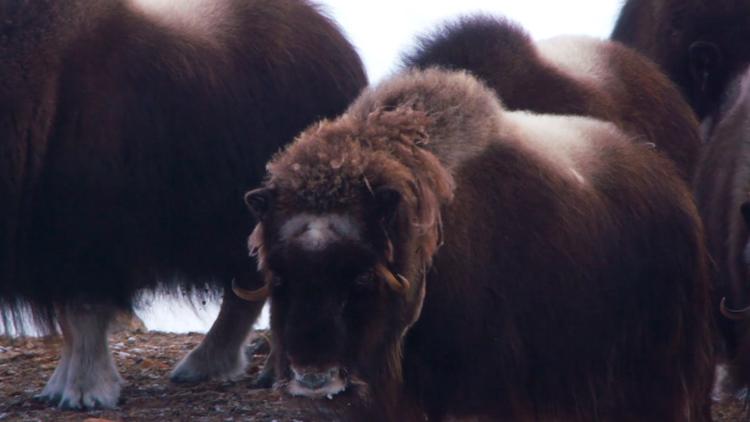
[0,330,746,421]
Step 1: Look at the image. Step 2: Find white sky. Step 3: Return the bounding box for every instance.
[317,0,624,82]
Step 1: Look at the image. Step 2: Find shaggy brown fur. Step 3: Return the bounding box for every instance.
[403,16,702,180]
[611,0,750,119]
[0,0,366,409]
[693,67,750,401]
[247,67,715,421]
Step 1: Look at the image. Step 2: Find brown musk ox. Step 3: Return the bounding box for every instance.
[402,16,702,180]
[611,0,750,119]
[693,66,750,400]
[0,0,366,410]
[236,66,715,421]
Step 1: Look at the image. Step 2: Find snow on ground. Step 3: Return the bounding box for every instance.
[133,294,270,333]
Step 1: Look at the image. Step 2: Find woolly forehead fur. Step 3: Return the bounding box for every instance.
[264,68,506,212]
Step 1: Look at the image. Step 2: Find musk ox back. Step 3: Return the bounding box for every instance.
[611,0,750,118]
[238,67,714,421]
[403,16,702,180]
[0,0,366,410]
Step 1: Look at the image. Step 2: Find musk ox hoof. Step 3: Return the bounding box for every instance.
[38,361,123,410]
[33,392,62,405]
[246,334,274,389]
[250,361,275,389]
[57,375,122,410]
[170,344,248,383]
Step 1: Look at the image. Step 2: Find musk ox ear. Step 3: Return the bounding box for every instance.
[689,41,723,94]
[374,186,401,225]
[245,188,274,221]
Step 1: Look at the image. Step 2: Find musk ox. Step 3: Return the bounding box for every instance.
[236,65,714,421]
[693,67,750,399]
[403,16,702,180]
[0,0,366,410]
[611,0,750,119]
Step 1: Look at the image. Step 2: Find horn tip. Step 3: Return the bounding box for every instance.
[720,297,750,320]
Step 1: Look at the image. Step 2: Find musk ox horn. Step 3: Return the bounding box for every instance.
[720,297,750,320]
[376,264,410,293]
[232,278,269,302]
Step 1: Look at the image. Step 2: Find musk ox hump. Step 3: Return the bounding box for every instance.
[501,111,622,186]
[128,0,227,41]
[536,36,612,91]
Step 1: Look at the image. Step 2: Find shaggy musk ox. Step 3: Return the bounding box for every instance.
[402,16,702,180]
[693,67,750,399]
[237,66,714,420]
[0,0,366,410]
[611,0,750,119]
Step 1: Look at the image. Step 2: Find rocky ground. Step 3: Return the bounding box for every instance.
[0,330,746,421]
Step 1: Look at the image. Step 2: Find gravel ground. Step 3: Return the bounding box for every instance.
[0,330,746,421]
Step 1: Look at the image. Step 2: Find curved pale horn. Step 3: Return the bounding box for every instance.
[232,278,269,302]
[375,264,409,294]
[720,297,750,320]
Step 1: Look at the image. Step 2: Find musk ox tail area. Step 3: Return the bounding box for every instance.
[403,14,534,81]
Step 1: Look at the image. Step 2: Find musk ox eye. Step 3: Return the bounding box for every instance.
[354,271,375,287]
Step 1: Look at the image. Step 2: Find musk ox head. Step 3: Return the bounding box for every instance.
[234,71,477,400]
[615,0,750,118]
[240,121,444,399]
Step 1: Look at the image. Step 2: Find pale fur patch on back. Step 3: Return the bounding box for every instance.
[502,111,624,186]
[280,214,360,251]
[128,0,228,42]
[537,36,610,91]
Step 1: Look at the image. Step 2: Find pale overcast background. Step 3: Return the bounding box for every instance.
[3,1,624,335]
[136,0,624,334]
[322,0,622,83]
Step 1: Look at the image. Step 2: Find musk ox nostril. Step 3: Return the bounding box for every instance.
[292,367,341,391]
[296,372,331,390]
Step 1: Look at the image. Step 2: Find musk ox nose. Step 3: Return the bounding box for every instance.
[296,370,334,390]
[288,365,347,398]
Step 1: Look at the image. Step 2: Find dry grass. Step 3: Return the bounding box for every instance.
[0,331,745,421]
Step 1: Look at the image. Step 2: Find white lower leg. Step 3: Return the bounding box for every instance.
[37,307,73,402]
[56,304,123,409]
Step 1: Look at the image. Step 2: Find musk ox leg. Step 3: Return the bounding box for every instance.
[39,303,123,410]
[35,305,74,404]
[170,283,264,383]
[251,351,276,388]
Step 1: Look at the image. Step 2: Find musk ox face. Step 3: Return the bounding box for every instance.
[238,187,418,400]
[235,90,455,400]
